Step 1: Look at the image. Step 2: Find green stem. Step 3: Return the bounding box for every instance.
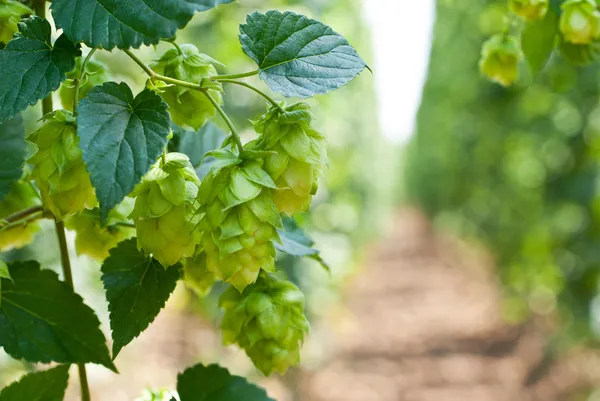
[161,148,167,166]
[218,79,282,109]
[73,49,97,114]
[1,205,44,225]
[212,70,259,81]
[0,212,45,232]
[203,91,244,153]
[123,49,202,90]
[165,39,183,56]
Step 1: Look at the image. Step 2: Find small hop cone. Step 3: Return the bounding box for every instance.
[28,110,96,220]
[479,34,522,87]
[560,0,600,44]
[196,160,282,291]
[0,181,41,251]
[219,272,310,375]
[183,251,218,297]
[151,44,223,130]
[251,102,327,214]
[130,153,202,268]
[509,0,548,20]
[0,0,32,44]
[60,57,111,111]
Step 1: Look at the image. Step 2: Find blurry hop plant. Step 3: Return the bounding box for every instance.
[479,34,522,86]
[560,0,600,44]
[0,0,31,44]
[509,0,548,20]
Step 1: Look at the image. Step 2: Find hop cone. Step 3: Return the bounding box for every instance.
[196,158,281,291]
[560,0,600,44]
[60,57,111,111]
[220,272,310,375]
[183,251,218,297]
[28,110,96,220]
[130,153,201,268]
[509,0,548,20]
[251,102,327,214]
[65,199,135,261]
[151,44,223,130]
[479,34,522,87]
[0,181,41,251]
[0,0,32,44]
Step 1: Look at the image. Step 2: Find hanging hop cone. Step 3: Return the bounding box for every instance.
[130,153,201,268]
[183,251,218,297]
[220,272,310,376]
[65,199,135,261]
[28,110,96,220]
[195,154,282,292]
[509,0,548,20]
[60,57,111,111]
[250,102,327,214]
[479,34,522,87]
[0,0,32,44]
[560,0,600,44]
[0,181,41,251]
[151,44,223,130]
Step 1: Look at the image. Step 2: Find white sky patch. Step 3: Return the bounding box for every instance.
[364,1,436,143]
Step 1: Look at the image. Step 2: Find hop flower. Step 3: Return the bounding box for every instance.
[59,57,111,111]
[251,103,327,214]
[28,110,96,220]
[0,181,41,251]
[65,199,135,261]
[479,34,522,87]
[219,272,310,375]
[151,44,223,130]
[130,153,202,268]
[0,0,32,44]
[183,252,218,297]
[196,155,281,291]
[560,0,600,44]
[509,0,548,20]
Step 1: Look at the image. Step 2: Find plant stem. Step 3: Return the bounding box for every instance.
[1,205,44,224]
[212,70,259,80]
[218,79,282,109]
[165,39,183,56]
[203,91,244,153]
[123,49,202,90]
[73,48,97,114]
[0,212,45,232]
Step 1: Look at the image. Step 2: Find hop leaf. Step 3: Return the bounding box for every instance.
[479,34,522,87]
[27,110,96,220]
[59,57,111,111]
[0,0,32,44]
[559,0,600,44]
[0,181,40,251]
[510,0,549,20]
[219,272,310,375]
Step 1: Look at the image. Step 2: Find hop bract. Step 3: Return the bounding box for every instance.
[60,57,111,111]
[130,153,201,268]
[509,0,548,20]
[0,0,32,44]
[0,181,41,251]
[219,272,310,375]
[251,103,327,214]
[560,0,600,44]
[196,154,281,292]
[479,34,522,87]
[183,252,218,297]
[28,110,96,220]
[151,44,223,130]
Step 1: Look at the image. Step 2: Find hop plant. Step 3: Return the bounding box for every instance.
[479,34,522,87]
[130,152,201,268]
[59,57,111,111]
[560,0,600,44]
[28,110,96,220]
[183,251,218,297]
[0,0,32,44]
[219,272,310,375]
[196,155,281,291]
[0,181,41,251]
[509,0,548,20]
[251,102,327,214]
[151,44,223,130]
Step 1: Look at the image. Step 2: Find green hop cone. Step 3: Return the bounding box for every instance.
[0,181,41,251]
[251,102,327,214]
[479,34,522,87]
[28,110,96,220]
[509,0,548,20]
[0,0,32,44]
[65,199,135,261]
[560,0,600,44]
[219,272,310,375]
[151,44,223,130]
[183,251,218,297]
[130,152,202,268]
[59,57,111,111]
[196,156,282,292]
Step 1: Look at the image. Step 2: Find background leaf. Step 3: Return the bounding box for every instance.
[276,217,329,271]
[0,115,26,201]
[0,365,69,401]
[101,239,182,358]
[0,16,79,123]
[522,10,559,75]
[176,122,227,180]
[77,82,171,220]
[239,10,367,98]
[0,261,115,370]
[177,363,275,401]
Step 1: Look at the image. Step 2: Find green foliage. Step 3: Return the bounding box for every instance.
[59,57,112,111]
[521,9,559,73]
[0,0,32,45]
[175,122,226,179]
[0,181,41,251]
[0,365,69,401]
[0,116,26,201]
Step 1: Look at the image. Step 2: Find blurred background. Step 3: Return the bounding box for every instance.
[7,0,600,400]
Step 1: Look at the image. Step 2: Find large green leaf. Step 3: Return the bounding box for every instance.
[239,10,367,98]
[0,115,25,201]
[51,0,233,50]
[276,217,329,271]
[176,122,226,180]
[522,10,558,75]
[0,16,79,123]
[0,365,69,401]
[101,239,182,358]
[77,82,171,220]
[0,261,115,370]
[177,363,274,401]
